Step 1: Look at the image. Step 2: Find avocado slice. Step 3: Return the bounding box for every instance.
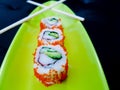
[48,17,58,25]
[44,51,62,60]
[40,47,62,60]
[48,32,59,39]
[49,17,58,22]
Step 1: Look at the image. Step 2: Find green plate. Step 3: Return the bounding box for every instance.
[0,1,109,90]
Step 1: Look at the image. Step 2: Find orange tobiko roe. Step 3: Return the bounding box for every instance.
[34,60,68,87]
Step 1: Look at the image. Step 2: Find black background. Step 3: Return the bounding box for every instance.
[0,0,119,89]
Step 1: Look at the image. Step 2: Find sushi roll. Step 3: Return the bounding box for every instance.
[40,16,63,30]
[38,28,64,46]
[34,45,68,86]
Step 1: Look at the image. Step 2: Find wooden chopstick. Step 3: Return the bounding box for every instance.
[27,0,85,21]
[0,0,65,34]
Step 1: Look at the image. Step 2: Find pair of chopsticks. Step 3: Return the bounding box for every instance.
[0,0,84,34]
[27,0,85,21]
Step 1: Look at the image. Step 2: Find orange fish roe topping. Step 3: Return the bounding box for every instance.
[34,63,68,87]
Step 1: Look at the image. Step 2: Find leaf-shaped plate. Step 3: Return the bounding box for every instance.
[0,1,109,90]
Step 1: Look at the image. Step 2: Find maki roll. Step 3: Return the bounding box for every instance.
[33,16,68,87]
[34,45,68,86]
[40,16,63,30]
[38,28,64,46]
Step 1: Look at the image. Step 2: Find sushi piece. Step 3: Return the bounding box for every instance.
[40,16,63,30]
[34,45,68,86]
[38,28,64,46]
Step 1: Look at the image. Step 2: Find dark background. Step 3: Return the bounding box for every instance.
[0,0,119,89]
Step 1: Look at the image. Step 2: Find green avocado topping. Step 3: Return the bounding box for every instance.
[44,51,62,60]
[40,47,62,60]
[48,32,59,38]
[48,17,58,25]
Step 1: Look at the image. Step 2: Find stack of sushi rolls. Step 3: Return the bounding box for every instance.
[34,16,68,87]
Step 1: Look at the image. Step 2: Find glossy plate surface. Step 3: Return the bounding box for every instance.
[0,1,109,90]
